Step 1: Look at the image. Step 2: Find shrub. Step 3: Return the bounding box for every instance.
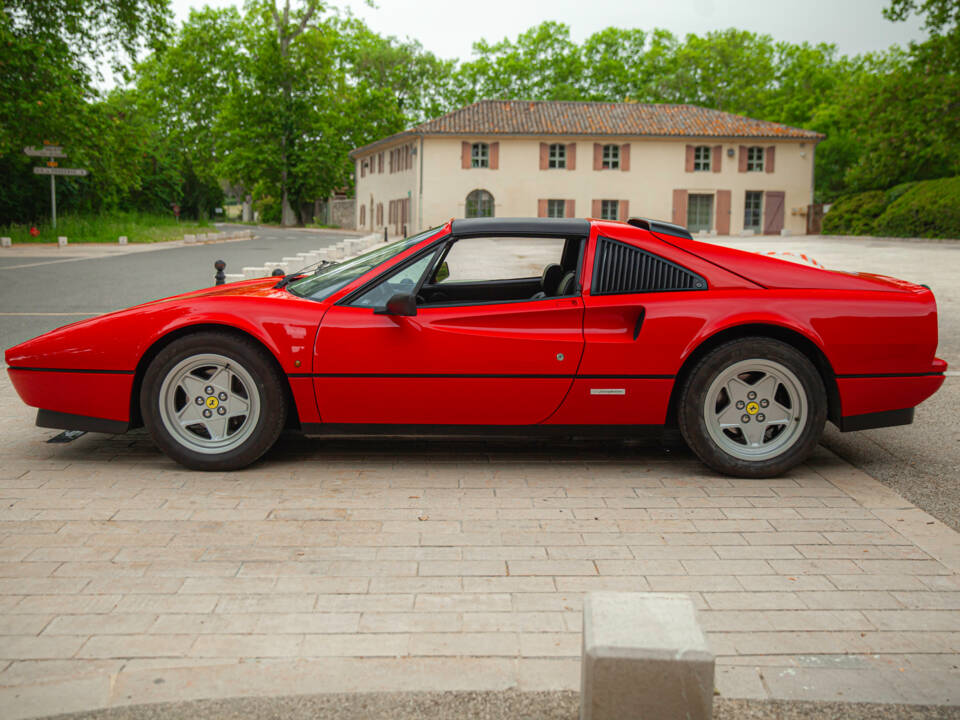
[872,177,960,239]
[821,190,887,235]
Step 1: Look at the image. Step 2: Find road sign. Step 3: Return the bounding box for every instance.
[24,146,66,158]
[33,167,88,177]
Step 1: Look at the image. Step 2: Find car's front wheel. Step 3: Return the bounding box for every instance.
[678,337,826,478]
[140,332,287,471]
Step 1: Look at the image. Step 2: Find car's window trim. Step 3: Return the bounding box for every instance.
[340,233,586,312]
[337,239,447,307]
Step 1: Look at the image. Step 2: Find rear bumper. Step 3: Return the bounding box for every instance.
[837,407,914,432]
[836,358,946,431]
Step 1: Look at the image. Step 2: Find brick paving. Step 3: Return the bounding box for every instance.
[0,373,958,719]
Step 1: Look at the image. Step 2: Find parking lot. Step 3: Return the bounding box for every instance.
[1,232,958,718]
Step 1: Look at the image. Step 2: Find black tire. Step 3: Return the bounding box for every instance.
[140,331,287,471]
[677,337,827,478]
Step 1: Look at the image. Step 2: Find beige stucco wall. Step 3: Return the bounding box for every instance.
[416,136,816,235]
[353,138,420,236]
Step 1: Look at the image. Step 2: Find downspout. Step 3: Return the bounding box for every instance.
[418,134,424,231]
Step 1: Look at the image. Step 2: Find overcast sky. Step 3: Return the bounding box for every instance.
[170,0,927,60]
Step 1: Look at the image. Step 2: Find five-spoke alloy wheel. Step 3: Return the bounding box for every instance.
[141,332,287,470]
[678,338,826,477]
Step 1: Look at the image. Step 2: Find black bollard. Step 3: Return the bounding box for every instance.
[271,268,285,277]
[402,224,407,238]
[214,259,226,285]
[383,226,388,243]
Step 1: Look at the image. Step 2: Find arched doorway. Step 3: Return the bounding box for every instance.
[465,189,494,218]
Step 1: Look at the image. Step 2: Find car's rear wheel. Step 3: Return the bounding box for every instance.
[678,337,826,478]
[141,332,286,470]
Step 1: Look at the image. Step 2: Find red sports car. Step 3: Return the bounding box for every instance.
[5,217,946,477]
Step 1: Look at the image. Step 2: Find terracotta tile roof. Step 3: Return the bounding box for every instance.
[351,100,823,156]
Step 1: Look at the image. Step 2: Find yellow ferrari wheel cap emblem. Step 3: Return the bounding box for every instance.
[746,402,759,415]
[206,397,219,409]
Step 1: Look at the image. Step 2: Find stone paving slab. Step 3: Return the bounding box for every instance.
[0,374,958,719]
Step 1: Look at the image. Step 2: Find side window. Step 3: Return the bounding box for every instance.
[592,237,706,294]
[434,237,566,284]
[350,251,438,308]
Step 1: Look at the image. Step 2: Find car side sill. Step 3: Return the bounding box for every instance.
[836,407,914,432]
[36,409,130,435]
[300,423,663,438]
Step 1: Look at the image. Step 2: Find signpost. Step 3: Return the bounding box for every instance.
[24,145,87,229]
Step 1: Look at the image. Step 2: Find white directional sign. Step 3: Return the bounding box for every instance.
[24,146,66,157]
[33,167,88,177]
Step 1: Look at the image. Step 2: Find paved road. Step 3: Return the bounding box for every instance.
[0,225,355,352]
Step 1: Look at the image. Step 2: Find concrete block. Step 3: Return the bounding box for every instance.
[242,267,268,279]
[580,592,714,720]
[780,229,792,236]
[57,236,68,247]
[223,273,245,283]
[282,256,304,271]
[739,229,755,237]
[183,234,196,244]
[1,236,11,248]
[118,236,127,245]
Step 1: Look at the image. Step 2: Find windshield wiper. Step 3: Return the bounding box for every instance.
[274,259,335,289]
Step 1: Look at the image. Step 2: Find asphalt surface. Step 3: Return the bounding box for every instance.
[0,225,353,352]
[44,691,960,720]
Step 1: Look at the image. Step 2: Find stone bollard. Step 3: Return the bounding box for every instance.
[214,259,226,286]
[580,592,714,720]
[58,236,68,247]
[780,228,792,236]
[118,236,128,245]
[1,237,11,248]
[282,256,304,272]
[184,234,196,244]
[264,261,287,274]
[223,273,245,283]
[242,266,269,279]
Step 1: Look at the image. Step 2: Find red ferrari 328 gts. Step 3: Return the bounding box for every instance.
[5,217,947,477]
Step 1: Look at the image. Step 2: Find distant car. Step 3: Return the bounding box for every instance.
[5,217,946,477]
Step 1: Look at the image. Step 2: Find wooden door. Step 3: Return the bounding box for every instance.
[763,191,785,234]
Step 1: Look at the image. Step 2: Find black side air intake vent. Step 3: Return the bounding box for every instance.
[593,237,707,295]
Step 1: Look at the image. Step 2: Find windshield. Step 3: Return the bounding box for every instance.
[287,227,441,301]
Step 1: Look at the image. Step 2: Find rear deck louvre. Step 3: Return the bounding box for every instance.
[592,237,706,295]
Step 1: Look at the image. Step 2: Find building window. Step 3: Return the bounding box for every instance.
[548,143,566,169]
[744,191,763,231]
[600,200,619,220]
[547,199,566,218]
[687,194,713,233]
[747,147,764,172]
[471,143,489,168]
[693,146,711,172]
[602,144,620,170]
[466,189,494,218]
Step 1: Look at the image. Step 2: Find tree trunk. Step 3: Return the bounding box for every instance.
[242,194,253,222]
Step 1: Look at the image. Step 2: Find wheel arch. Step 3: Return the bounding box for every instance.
[129,323,301,430]
[665,322,841,428]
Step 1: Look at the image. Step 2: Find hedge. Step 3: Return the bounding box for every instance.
[823,177,960,239]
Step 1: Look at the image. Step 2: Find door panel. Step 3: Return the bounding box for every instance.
[313,298,584,425]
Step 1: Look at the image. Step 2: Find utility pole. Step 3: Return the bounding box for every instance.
[50,175,56,229]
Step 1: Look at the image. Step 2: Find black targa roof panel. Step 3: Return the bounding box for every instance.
[451,217,591,237]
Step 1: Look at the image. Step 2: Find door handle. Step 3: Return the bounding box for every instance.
[633,307,646,340]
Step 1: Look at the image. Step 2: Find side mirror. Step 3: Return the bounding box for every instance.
[374,292,417,316]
